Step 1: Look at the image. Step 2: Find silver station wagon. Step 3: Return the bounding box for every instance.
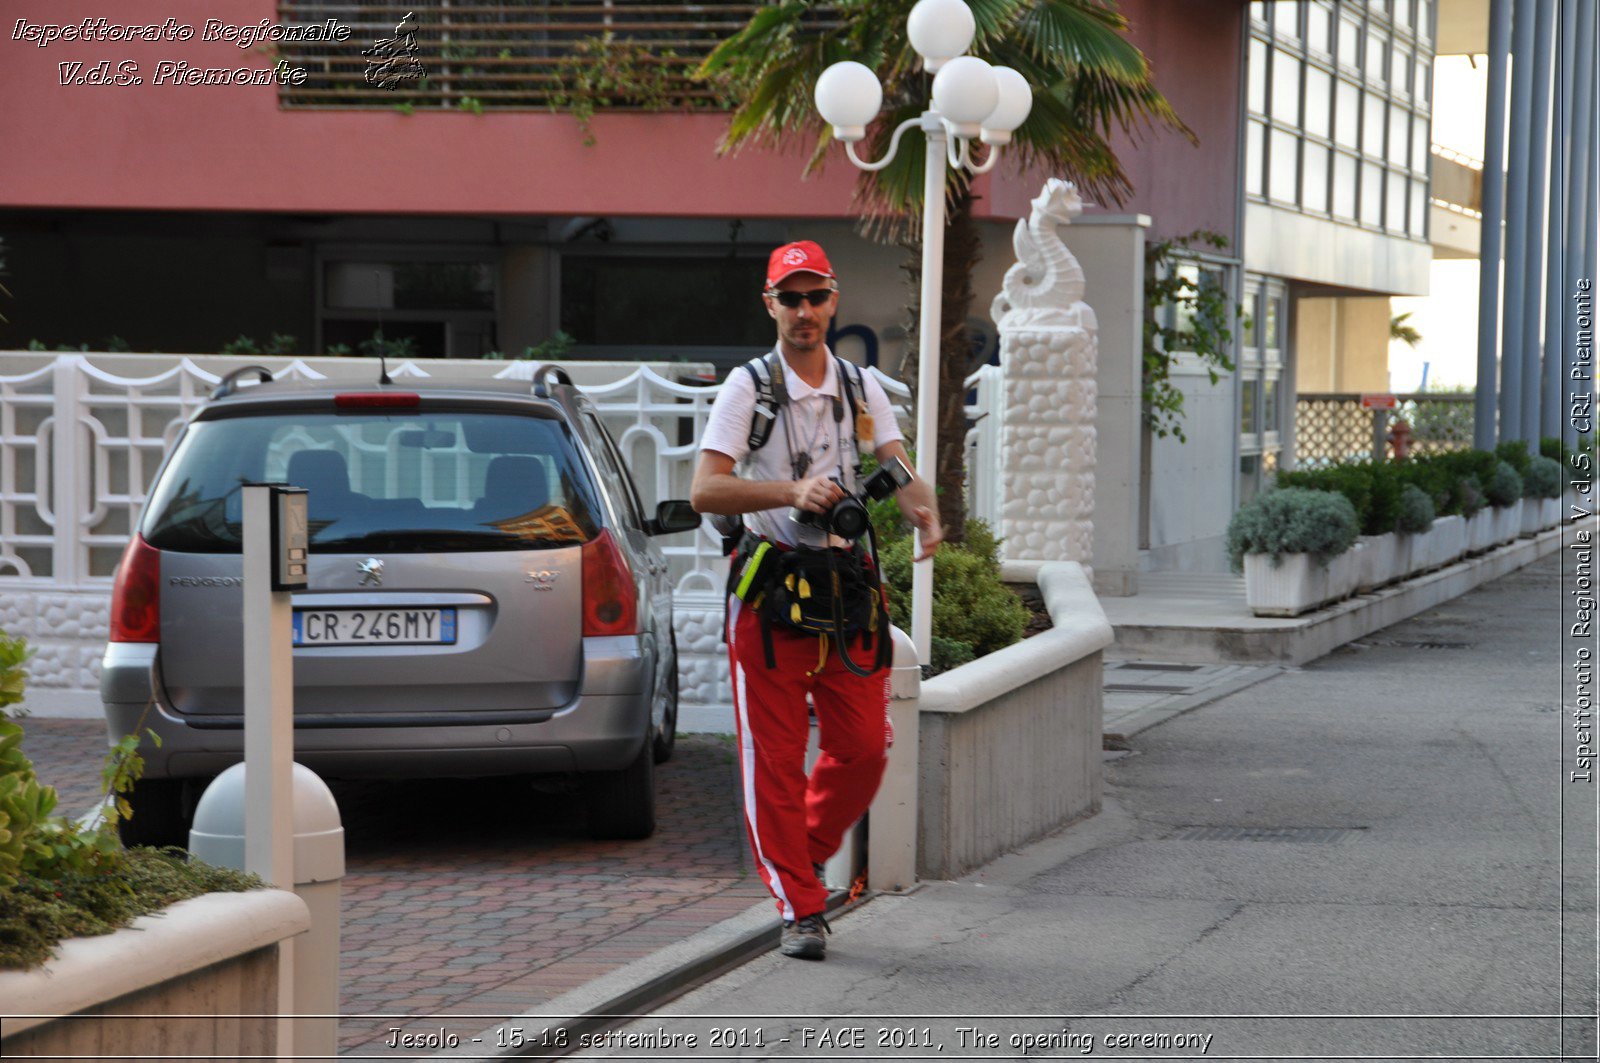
[101,365,699,846]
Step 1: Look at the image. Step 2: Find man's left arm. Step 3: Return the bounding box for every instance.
[875,439,943,562]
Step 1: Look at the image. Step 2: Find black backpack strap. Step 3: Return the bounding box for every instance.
[741,352,787,452]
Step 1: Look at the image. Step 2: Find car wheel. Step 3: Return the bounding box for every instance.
[116,778,193,850]
[652,633,679,765]
[584,736,656,840]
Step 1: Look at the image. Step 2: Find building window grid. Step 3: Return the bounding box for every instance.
[1250,1,1431,242]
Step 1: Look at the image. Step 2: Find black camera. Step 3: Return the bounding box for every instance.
[790,456,914,540]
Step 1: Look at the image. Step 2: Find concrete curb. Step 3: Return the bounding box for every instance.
[1104,665,1284,740]
[430,891,865,1062]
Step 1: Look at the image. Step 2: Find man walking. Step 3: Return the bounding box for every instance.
[690,240,941,959]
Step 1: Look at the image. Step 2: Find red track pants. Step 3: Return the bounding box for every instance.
[728,601,891,922]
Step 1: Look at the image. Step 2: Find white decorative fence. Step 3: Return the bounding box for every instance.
[0,352,1001,706]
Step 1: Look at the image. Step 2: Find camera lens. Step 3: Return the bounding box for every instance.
[829,497,869,540]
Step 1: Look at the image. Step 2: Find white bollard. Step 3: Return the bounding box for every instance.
[191,763,344,1059]
[867,626,920,892]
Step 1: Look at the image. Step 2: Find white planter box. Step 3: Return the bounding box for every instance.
[1408,524,1438,574]
[1565,488,1584,522]
[1491,500,1523,544]
[1466,510,1496,554]
[0,891,307,1057]
[1245,551,1335,617]
[1357,533,1400,592]
[1539,497,1561,529]
[1327,543,1364,601]
[1432,515,1466,566]
[1520,498,1543,536]
[1393,532,1416,579]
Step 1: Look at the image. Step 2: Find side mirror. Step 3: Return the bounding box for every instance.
[646,499,701,536]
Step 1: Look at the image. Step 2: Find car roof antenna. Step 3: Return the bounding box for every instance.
[375,268,393,385]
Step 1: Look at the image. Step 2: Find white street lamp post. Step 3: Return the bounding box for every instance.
[813,0,1032,665]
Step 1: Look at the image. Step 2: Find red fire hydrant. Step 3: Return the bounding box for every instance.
[1387,417,1413,461]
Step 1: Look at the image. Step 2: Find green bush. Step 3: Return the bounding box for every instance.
[1523,455,1563,499]
[1225,488,1359,572]
[879,518,1028,663]
[1494,440,1532,473]
[1485,461,1523,507]
[0,631,31,719]
[1456,475,1486,517]
[1396,483,1435,533]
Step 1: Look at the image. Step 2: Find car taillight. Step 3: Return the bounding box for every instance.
[582,530,638,637]
[334,392,420,409]
[110,535,161,643]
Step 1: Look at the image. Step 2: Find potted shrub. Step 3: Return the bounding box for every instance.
[1459,474,1496,554]
[1485,460,1525,543]
[1226,488,1361,617]
[1522,455,1563,532]
[1396,482,1435,576]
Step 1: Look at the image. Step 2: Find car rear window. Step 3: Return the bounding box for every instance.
[142,410,603,553]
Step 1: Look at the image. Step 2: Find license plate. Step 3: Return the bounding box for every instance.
[292,607,457,647]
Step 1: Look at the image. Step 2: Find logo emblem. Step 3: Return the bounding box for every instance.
[357,558,384,586]
[525,569,558,590]
[781,247,807,266]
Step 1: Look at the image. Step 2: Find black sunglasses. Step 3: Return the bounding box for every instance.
[767,287,836,308]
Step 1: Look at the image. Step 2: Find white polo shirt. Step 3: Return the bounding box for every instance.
[700,347,903,548]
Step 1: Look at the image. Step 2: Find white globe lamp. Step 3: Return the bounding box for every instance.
[931,55,999,138]
[907,0,976,72]
[814,61,884,142]
[979,66,1034,144]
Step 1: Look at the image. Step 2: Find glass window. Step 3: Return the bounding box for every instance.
[1394,0,1412,31]
[1391,45,1410,93]
[1251,1,1268,24]
[1270,128,1299,202]
[1264,378,1281,432]
[1305,66,1332,137]
[325,261,494,311]
[1415,57,1430,101]
[1412,114,1429,172]
[1365,29,1386,81]
[1303,141,1330,211]
[142,412,604,553]
[1247,120,1265,195]
[1249,37,1268,114]
[1387,169,1408,231]
[1241,290,1260,347]
[1264,295,1282,346]
[1389,103,1410,164]
[1272,50,1301,121]
[1418,0,1432,40]
[1410,178,1427,238]
[1241,379,1260,435]
[1307,3,1333,54]
[1274,0,1300,37]
[1361,160,1384,226]
[561,254,771,347]
[1339,15,1362,69]
[1336,79,1361,146]
[1334,152,1359,217]
[1364,92,1386,156]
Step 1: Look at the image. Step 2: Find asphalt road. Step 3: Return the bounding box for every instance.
[593,550,1597,1060]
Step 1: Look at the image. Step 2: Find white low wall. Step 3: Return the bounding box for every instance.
[916,562,1112,879]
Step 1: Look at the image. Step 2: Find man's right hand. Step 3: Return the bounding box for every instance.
[791,475,847,514]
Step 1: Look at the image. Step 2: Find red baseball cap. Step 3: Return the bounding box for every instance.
[765,240,835,288]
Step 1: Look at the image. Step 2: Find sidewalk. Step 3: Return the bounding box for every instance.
[577,549,1596,1059]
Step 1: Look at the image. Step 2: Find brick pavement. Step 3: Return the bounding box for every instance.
[17,719,768,1056]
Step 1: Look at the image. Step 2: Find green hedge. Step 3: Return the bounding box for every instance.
[1226,488,1359,571]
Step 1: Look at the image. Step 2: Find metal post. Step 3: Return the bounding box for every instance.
[1545,0,1575,442]
[49,357,86,586]
[1565,0,1597,451]
[241,484,296,1060]
[1476,0,1513,449]
[1501,0,1536,440]
[1373,408,1390,464]
[1519,0,1556,447]
[911,112,946,667]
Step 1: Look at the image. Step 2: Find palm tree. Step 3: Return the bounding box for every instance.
[700,0,1190,541]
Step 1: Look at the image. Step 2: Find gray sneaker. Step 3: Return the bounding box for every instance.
[780,912,830,960]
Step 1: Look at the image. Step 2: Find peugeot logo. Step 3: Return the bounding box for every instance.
[525,569,558,590]
[357,558,384,586]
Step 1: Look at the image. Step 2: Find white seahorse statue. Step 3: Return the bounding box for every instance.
[991,178,1090,330]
